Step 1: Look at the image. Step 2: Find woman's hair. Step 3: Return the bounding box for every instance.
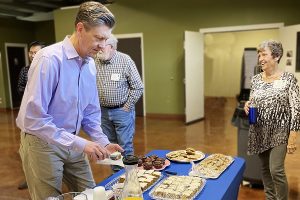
[75,1,115,30]
[258,40,283,63]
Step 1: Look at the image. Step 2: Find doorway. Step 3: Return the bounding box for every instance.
[5,43,28,109]
[115,33,145,117]
[200,23,283,98]
[203,29,279,97]
[184,23,283,124]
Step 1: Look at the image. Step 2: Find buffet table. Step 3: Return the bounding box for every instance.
[97,150,246,200]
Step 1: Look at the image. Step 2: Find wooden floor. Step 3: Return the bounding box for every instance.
[1,97,300,200]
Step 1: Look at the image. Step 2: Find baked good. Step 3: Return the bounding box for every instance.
[137,158,143,167]
[144,157,152,162]
[137,155,167,170]
[150,176,205,199]
[143,161,153,170]
[117,169,162,191]
[141,156,147,162]
[149,155,158,161]
[153,160,163,169]
[155,158,165,164]
[109,151,121,160]
[186,147,196,155]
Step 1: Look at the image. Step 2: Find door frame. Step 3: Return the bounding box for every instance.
[5,43,28,108]
[199,23,284,34]
[114,33,146,116]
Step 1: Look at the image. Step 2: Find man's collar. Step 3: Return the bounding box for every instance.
[63,36,91,64]
[63,36,79,60]
[102,50,117,64]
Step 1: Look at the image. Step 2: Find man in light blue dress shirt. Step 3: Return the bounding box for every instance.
[16,2,123,199]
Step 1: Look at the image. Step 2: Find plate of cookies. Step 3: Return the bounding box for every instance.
[166,148,205,163]
[138,155,171,171]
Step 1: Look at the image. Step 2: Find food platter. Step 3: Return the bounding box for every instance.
[190,153,234,179]
[149,175,206,200]
[166,149,205,163]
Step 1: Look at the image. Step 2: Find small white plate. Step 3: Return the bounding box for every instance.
[96,156,124,167]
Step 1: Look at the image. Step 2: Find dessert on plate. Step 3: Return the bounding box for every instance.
[109,151,122,160]
[117,169,162,191]
[193,153,234,179]
[166,148,205,162]
[137,155,167,170]
[150,175,206,200]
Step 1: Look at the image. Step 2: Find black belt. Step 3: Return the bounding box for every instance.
[102,103,125,109]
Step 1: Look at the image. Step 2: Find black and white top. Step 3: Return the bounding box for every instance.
[248,72,300,155]
[17,66,30,97]
[95,51,144,109]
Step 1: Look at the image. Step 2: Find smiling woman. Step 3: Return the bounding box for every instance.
[244,40,300,200]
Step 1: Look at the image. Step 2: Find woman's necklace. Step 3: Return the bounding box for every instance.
[263,71,281,81]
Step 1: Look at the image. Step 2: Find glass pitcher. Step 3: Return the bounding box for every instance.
[121,155,143,200]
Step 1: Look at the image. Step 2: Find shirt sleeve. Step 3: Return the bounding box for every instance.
[19,55,88,152]
[288,74,300,131]
[124,56,144,109]
[81,87,110,147]
[17,67,26,96]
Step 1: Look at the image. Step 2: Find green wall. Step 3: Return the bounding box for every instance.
[0,19,55,108]
[34,21,56,46]
[54,0,300,114]
[0,18,34,108]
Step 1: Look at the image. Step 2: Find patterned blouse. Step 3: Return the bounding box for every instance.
[17,66,30,97]
[248,72,300,155]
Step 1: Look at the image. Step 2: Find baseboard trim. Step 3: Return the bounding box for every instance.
[146,113,185,121]
[185,117,205,125]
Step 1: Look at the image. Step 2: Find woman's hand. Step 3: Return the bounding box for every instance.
[244,101,250,115]
[287,131,297,154]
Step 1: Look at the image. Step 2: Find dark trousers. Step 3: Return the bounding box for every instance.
[258,144,288,200]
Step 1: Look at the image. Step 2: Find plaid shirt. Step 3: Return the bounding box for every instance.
[17,66,30,97]
[95,51,144,109]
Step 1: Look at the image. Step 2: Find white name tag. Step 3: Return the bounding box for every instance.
[111,73,120,81]
[273,80,286,89]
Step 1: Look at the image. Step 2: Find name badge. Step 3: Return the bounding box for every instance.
[111,73,121,81]
[273,80,286,89]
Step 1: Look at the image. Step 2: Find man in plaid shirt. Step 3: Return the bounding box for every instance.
[17,41,45,98]
[95,34,143,169]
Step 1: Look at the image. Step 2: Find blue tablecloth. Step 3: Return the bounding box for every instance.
[97,150,246,200]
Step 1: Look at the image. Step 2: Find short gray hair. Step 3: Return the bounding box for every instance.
[75,1,115,30]
[258,39,283,63]
[106,34,118,49]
